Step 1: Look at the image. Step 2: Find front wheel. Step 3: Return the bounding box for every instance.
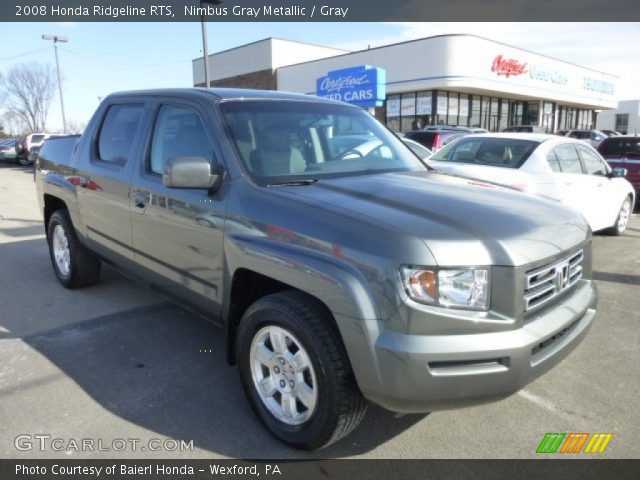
[18,156,31,166]
[606,197,632,236]
[236,291,367,450]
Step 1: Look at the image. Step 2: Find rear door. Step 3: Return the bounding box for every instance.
[129,99,228,319]
[77,101,148,261]
[548,143,595,226]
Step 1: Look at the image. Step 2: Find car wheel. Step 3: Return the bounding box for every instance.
[606,197,632,236]
[236,291,367,450]
[18,156,31,166]
[47,210,101,288]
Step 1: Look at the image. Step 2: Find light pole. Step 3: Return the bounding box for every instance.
[200,0,223,89]
[42,34,68,133]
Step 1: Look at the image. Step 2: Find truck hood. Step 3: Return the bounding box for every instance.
[280,170,589,267]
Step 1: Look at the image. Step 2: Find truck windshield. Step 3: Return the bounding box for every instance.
[220,100,425,184]
[428,137,540,169]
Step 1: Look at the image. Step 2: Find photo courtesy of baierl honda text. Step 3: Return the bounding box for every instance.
[0,1,639,479]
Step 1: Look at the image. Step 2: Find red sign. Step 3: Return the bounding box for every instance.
[491,55,527,77]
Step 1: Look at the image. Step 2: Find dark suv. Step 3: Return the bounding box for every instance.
[598,135,640,197]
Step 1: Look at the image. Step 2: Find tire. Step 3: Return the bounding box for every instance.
[605,196,632,236]
[47,209,101,288]
[18,156,31,166]
[236,291,367,450]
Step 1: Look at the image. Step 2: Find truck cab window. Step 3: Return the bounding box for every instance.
[149,105,214,175]
[97,104,144,165]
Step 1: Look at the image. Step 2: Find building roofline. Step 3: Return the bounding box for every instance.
[275,33,619,79]
[191,36,350,64]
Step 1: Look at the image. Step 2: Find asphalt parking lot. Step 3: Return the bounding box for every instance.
[0,162,639,459]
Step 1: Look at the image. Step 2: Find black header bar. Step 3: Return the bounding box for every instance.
[3,0,640,22]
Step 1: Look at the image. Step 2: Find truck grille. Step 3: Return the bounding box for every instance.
[524,250,583,312]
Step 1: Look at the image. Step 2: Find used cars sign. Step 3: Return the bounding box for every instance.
[316,65,386,108]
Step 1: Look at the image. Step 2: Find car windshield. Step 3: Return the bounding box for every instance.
[428,137,540,168]
[220,100,425,184]
[31,135,46,143]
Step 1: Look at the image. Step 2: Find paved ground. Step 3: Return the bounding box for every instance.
[0,162,639,459]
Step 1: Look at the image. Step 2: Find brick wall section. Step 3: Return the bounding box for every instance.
[195,69,277,90]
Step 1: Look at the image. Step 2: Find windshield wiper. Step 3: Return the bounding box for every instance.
[267,179,319,187]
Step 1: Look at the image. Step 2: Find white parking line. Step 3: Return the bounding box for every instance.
[516,389,594,423]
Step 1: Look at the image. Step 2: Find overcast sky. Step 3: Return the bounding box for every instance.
[0,22,638,132]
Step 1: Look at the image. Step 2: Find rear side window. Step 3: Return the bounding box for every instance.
[149,105,214,175]
[38,136,80,164]
[98,104,144,165]
[546,151,561,172]
[599,138,640,156]
[552,144,582,173]
[405,131,436,147]
[577,145,608,176]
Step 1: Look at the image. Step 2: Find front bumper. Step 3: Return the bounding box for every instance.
[362,279,597,413]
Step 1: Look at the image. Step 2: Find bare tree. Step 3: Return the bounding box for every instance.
[0,62,57,133]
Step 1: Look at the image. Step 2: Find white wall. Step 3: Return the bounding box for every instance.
[597,100,640,134]
[277,34,620,109]
[192,38,347,86]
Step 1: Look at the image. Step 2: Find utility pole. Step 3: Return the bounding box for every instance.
[200,0,223,89]
[42,34,68,133]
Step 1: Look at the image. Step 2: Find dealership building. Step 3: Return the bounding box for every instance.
[193,34,620,133]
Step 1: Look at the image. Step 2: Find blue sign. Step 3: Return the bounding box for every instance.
[316,65,386,108]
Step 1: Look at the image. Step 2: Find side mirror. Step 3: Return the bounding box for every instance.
[163,156,223,191]
[611,167,628,178]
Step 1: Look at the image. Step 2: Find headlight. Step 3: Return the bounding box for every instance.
[401,267,489,310]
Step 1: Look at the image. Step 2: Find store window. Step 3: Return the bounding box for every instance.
[510,101,524,127]
[385,94,400,132]
[525,101,539,126]
[400,93,417,132]
[458,94,469,127]
[416,91,433,128]
[436,92,448,125]
[490,97,499,131]
[499,99,509,131]
[470,96,481,128]
[615,114,629,134]
[448,93,459,126]
[542,102,555,133]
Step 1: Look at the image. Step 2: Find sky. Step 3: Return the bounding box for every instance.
[0,21,639,132]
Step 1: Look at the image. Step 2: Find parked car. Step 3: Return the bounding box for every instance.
[600,129,622,137]
[598,135,640,198]
[36,88,596,450]
[565,129,608,148]
[402,138,431,159]
[404,130,467,151]
[424,125,489,134]
[502,125,546,133]
[427,133,635,234]
[555,129,569,136]
[0,139,19,162]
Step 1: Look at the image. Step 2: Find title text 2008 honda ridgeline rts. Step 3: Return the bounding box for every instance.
[35,89,597,450]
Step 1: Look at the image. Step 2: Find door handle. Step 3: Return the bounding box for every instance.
[133,191,148,211]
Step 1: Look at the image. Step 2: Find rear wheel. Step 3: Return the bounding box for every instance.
[236,291,367,450]
[606,197,632,236]
[47,210,101,288]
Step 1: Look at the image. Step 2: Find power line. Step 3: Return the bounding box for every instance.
[59,47,191,66]
[64,46,190,63]
[0,47,49,62]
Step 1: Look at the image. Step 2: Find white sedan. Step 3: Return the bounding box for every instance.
[427,133,635,234]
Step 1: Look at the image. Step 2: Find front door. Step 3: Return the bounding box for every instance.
[129,102,227,319]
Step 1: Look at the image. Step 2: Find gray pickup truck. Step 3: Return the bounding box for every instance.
[35,88,597,450]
